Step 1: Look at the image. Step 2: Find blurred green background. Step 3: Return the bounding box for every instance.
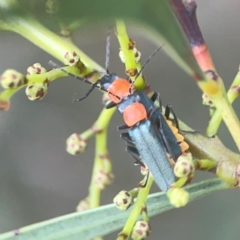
[1,1,240,239]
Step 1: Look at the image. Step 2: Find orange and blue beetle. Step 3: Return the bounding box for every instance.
[50,46,194,194]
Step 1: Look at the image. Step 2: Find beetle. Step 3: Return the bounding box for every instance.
[49,46,193,191]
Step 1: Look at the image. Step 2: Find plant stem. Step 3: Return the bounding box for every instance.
[207,68,240,136]
[0,0,103,71]
[117,176,154,240]
[88,107,116,208]
[115,20,146,90]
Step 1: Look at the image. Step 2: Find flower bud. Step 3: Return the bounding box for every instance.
[113,190,133,210]
[63,51,80,66]
[25,82,48,101]
[66,133,87,155]
[131,221,151,240]
[174,154,194,178]
[1,69,27,89]
[94,169,114,189]
[27,63,46,75]
[167,188,189,208]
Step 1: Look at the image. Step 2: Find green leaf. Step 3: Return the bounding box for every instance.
[0,178,229,240]
[0,0,204,79]
[56,0,204,78]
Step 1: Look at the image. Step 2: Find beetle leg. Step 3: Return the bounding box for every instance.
[155,92,163,111]
[165,104,179,129]
[117,124,130,131]
[120,132,135,145]
[138,171,149,188]
[150,92,158,102]
[125,146,145,167]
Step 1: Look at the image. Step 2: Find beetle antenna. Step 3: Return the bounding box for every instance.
[48,60,120,101]
[48,60,93,86]
[105,28,111,74]
[131,45,163,86]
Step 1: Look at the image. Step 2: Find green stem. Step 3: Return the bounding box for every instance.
[117,176,154,240]
[115,20,146,90]
[0,68,66,102]
[0,0,103,71]
[207,69,240,136]
[214,96,240,151]
[88,108,116,208]
[15,19,102,70]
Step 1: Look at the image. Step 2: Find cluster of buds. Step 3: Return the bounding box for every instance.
[25,63,49,101]
[0,63,49,110]
[0,52,85,110]
[27,63,47,75]
[66,133,88,155]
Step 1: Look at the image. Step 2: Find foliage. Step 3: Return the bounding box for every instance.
[0,0,239,239]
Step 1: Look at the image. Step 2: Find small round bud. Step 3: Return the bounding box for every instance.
[1,69,27,89]
[113,190,133,210]
[167,188,189,208]
[27,63,46,75]
[94,169,114,189]
[66,133,87,155]
[45,0,59,14]
[25,82,48,101]
[202,93,215,108]
[131,221,151,240]
[76,198,90,212]
[174,154,195,178]
[133,47,141,63]
[63,51,80,66]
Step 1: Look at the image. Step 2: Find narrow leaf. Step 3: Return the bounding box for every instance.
[0,178,229,240]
